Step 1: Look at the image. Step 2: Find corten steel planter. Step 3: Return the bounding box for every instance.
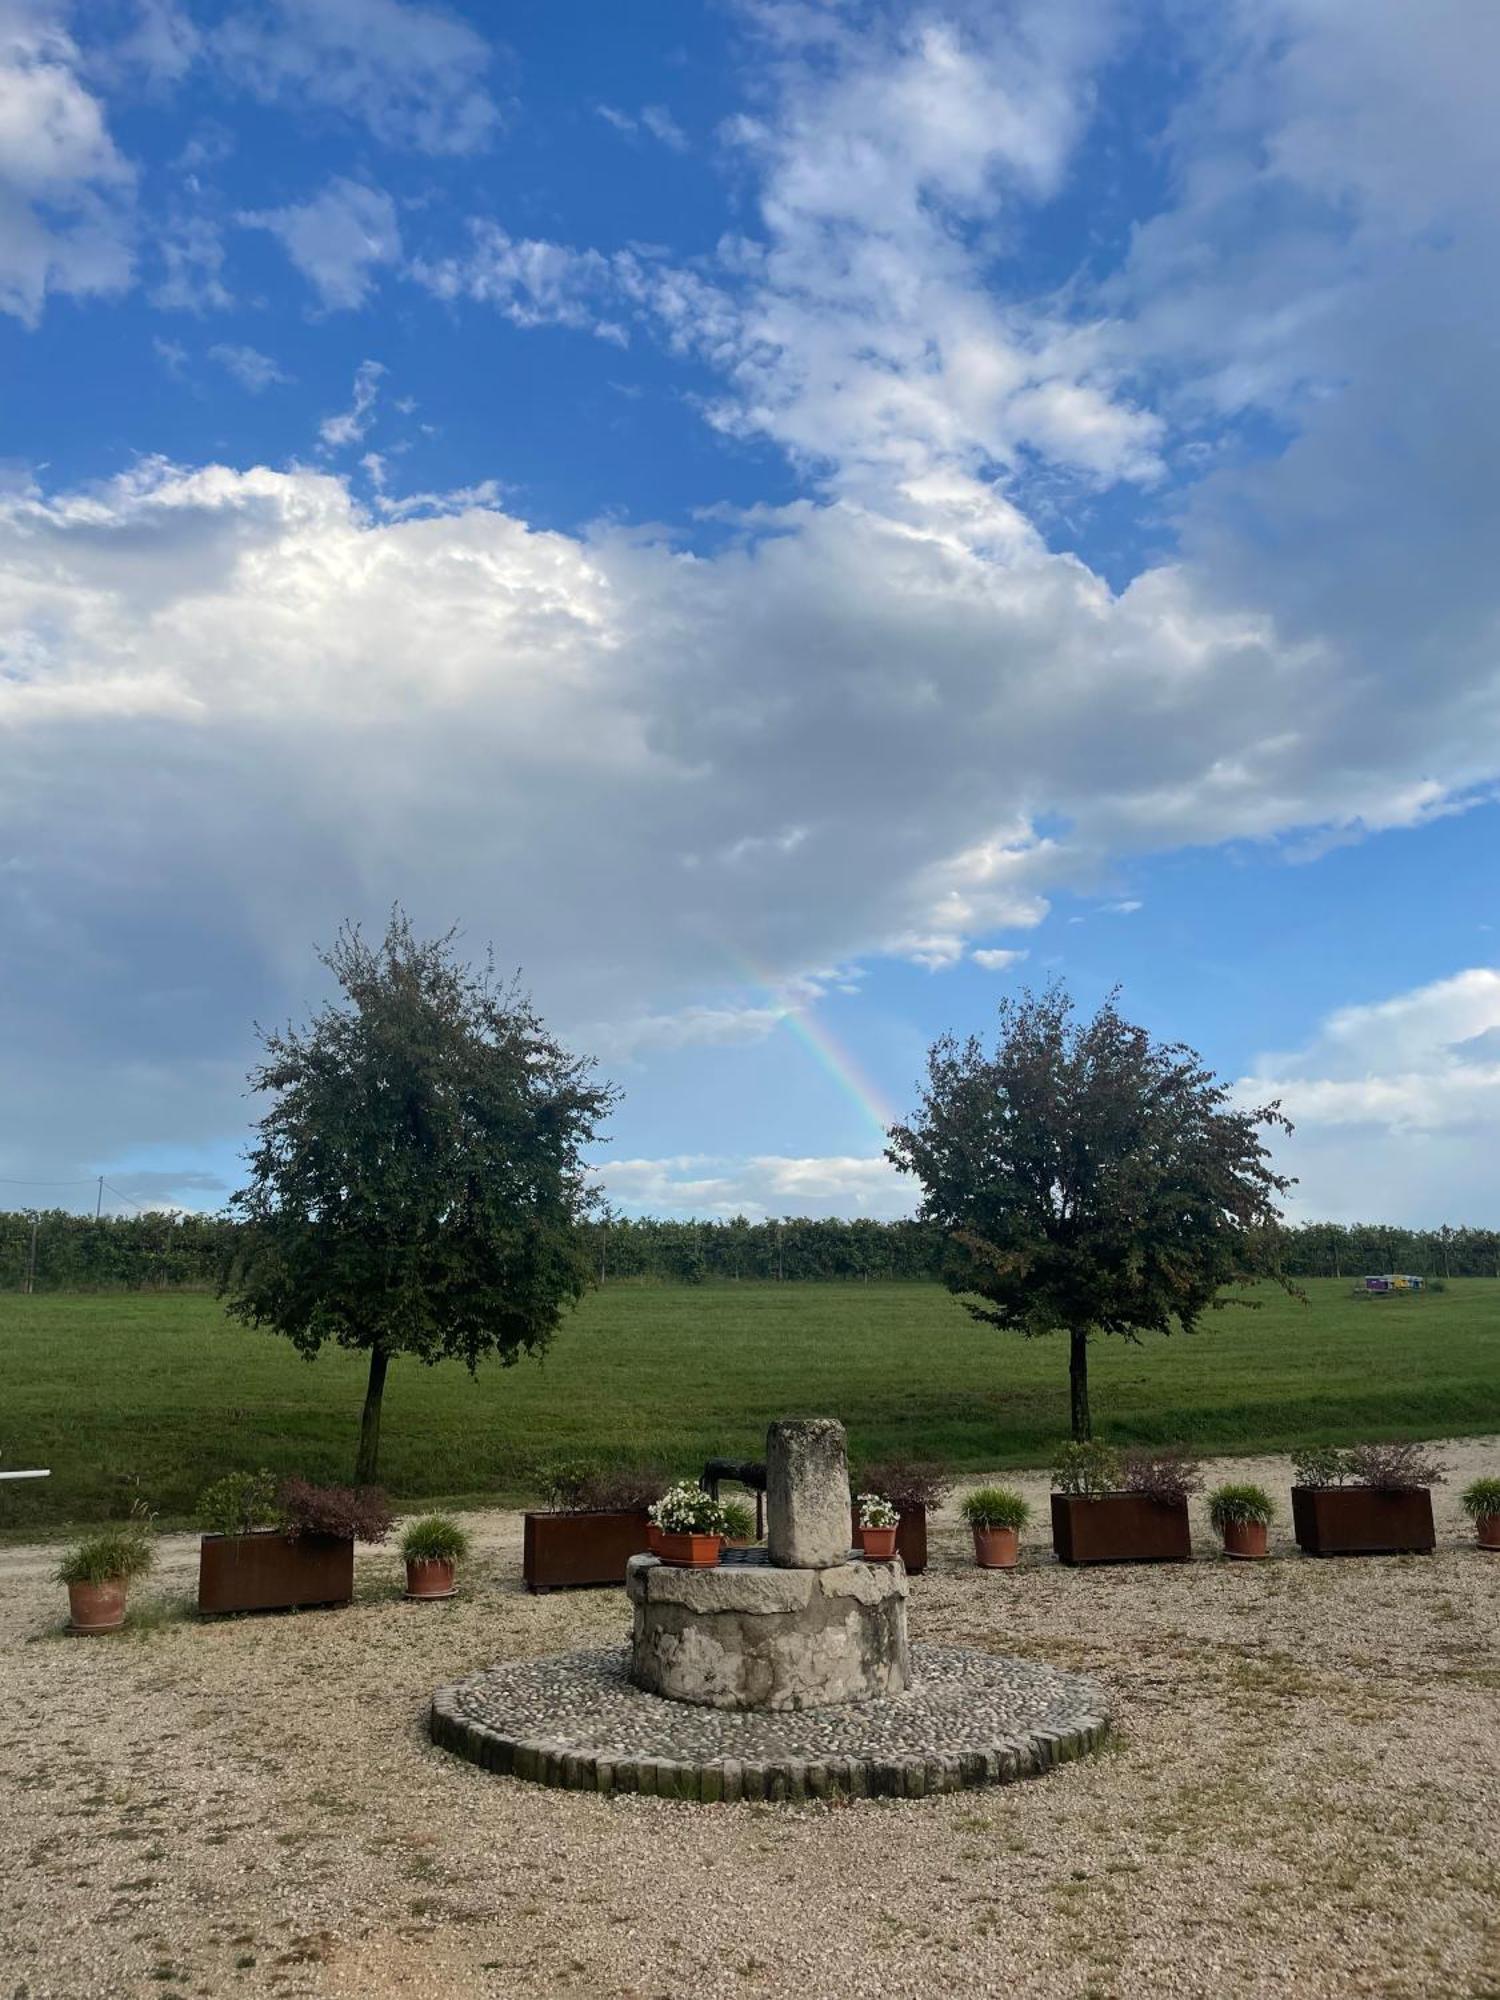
[197,1532,354,1615]
[67,1579,126,1633]
[523,1510,653,1593]
[1051,1492,1193,1565]
[972,1524,1020,1570]
[655,1531,723,1568]
[405,1557,457,1600]
[1477,1514,1500,1551]
[1291,1485,1435,1556]
[848,1503,928,1573]
[856,1524,899,1560]
[1221,1519,1269,1561]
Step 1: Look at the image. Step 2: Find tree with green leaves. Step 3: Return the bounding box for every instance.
[221,912,618,1481]
[886,984,1294,1439]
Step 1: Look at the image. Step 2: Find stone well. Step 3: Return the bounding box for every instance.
[628,1416,910,1711]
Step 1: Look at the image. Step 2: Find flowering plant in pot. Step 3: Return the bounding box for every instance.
[647,1482,729,1566]
[399,1514,471,1599]
[961,1486,1030,1568]
[854,1461,949,1573]
[854,1492,900,1559]
[1207,1482,1274,1559]
[1461,1476,1500,1551]
[56,1519,154,1634]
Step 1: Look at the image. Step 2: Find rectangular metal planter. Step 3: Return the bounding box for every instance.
[522,1509,652,1592]
[848,1502,927,1573]
[1051,1492,1193,1565]
[197,1532,354,1615]
[1291,1485,1435,1555]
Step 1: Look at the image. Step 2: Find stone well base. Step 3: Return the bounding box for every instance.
[430,1643,1110,1801]
[627,1553,908,1711]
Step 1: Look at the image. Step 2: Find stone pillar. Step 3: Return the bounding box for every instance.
[766,1417,850,1569]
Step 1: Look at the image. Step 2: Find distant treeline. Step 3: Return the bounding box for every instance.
[5,1206,1500,1294]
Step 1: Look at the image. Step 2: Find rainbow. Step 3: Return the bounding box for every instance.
[724,950,899,1142]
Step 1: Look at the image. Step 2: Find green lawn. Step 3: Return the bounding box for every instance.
[2,1280,1497,1529]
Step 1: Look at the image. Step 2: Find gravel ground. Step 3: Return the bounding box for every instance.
[3,1440,1499,2000]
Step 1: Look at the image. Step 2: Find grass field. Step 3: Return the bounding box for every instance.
[2,1279,1498,1528]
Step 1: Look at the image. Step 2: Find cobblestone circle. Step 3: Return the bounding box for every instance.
[430,1643,1109,1801]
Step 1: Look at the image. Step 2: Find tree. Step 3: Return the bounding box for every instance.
[221,912,618,1481]
[886,984,1294,1440]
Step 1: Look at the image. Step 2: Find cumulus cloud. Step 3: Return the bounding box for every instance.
[971,948,1027,972]
[241,178,400,310]
[318,358,384,447]
[601,1154,909,1221]
[0,0,134,323]
[209,342,291,393]
[1241,970,1500,1223]
[212,0,497,155]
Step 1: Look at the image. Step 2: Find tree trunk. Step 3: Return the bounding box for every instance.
[1069,1328,1091,1441]
[355,1345,390,1484]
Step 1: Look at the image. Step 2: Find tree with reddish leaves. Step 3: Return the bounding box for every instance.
[887,984,1295,1440]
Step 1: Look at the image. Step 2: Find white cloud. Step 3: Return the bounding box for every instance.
[212,0,497,155]
[971,947,1027,972]
[151,213,230,310]
[241,177,399,310]
[209,343,291,392]
[601,1154,909,1221]
[1242,970,1500,1222]
[412,223,626,341]
[0,0,134,324]
[318,358,384,448]
[640,105,687,151]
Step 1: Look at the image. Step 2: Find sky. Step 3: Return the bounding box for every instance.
[2,0,1498,1227]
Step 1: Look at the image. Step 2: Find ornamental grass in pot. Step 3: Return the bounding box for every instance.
[400,1514,470,1599]
[1461,1477,1500,1551]
[1290,1443,1441,1556]
[647,1482,729,1567]
[57,1517,154,1634]
[1207,1482,1274,1559]
[720,1498,758,1549]
[962,1486,1030,1568]
[853,1461,949,1573]
[854,1492,900,1560]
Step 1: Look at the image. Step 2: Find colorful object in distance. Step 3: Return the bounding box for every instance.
[1363,1274,1425,1293]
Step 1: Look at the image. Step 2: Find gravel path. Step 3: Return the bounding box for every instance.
[2,1440,1499,2000]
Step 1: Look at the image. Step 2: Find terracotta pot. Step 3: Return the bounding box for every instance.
[404,1556,456,1600]
[198,1532,354,1615]
[67,1578,126,1634]
[654,1531,722,1567]
[856,1524,899,1560]
[1290,1485,1434,1557]
[1220,1518,1268,1560]
[848,1502,929,1573]
[523,1510,654,1593]
[1051,1492,1193,1565]
[972,1523,1020,1569]
[647,1522,664,1555]
[1476,1514,1500,1550]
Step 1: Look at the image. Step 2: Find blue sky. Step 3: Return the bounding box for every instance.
[2,0,1498,1225]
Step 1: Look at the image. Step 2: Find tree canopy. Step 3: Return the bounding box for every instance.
[221,912,618,1479]
[886,984,1295,1438]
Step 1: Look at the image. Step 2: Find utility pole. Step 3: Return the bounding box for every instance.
[96,1176,104,1221]
[23,1211,38,1295]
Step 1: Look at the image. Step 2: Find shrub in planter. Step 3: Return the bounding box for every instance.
[399,1514,471,1599]
[720,1498,758,1548]
[1462,1476,1500,1551]
[854,1492,901,1560]
[522,1460,665,1592]
[1051,1442,1196,1564]
[855,1461,949,1574]
[1207,1482,1275,1560]
[196,1476,391,1615]
[648,1482,729,1567]
[57,1523,154,1634]
[1290,1444,1442,1556]
[962,1486,1030,1569]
